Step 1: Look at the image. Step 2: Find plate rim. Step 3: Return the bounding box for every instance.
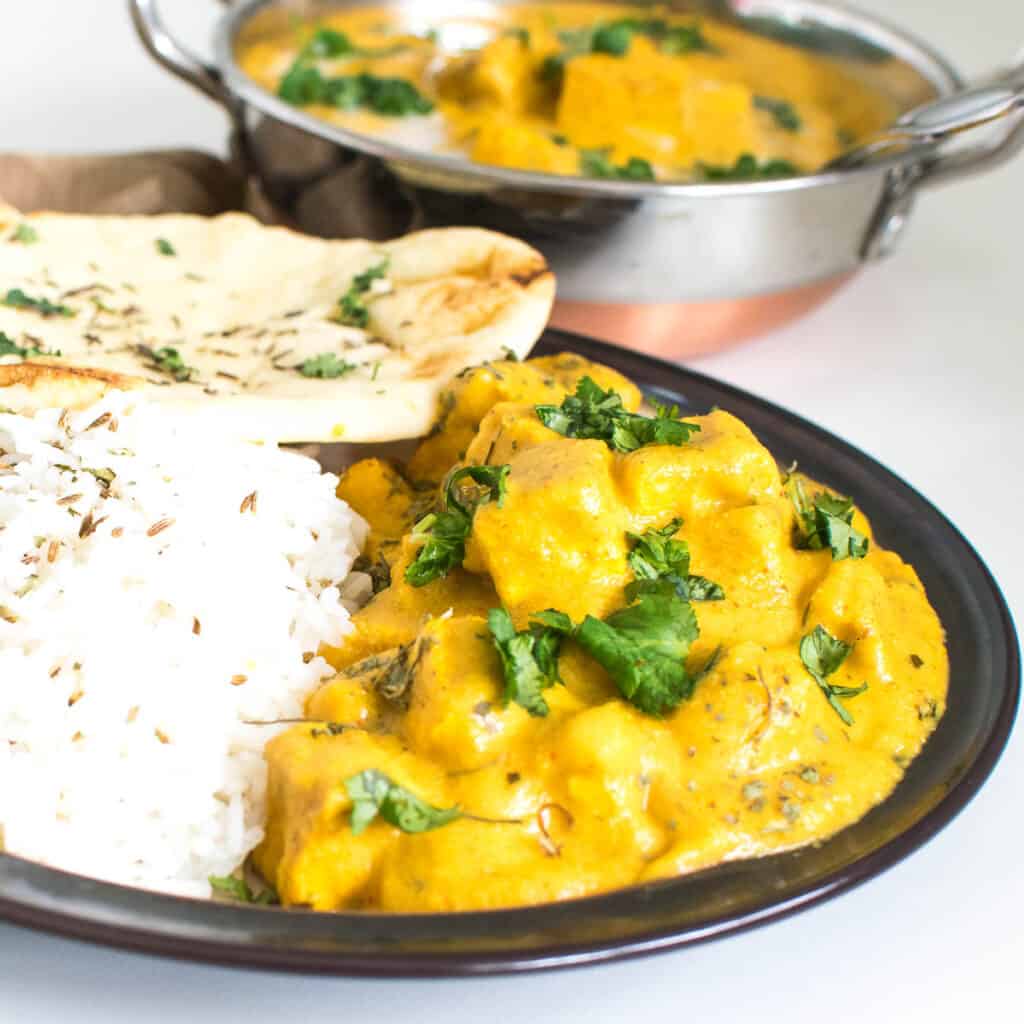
[1,329,1018,976]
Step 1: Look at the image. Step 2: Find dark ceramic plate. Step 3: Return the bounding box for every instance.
[0,330,1017,975]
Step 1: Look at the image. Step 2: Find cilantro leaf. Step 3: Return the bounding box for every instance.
[3,288,74,318]
[442,464,510,517]
[404,509,470,587]
[536,377,700,453]
[351,259,390,293]
[625,519,725,602]
[155,237,177,257]
[278,63,326,104]
[699,154,799,181]
[576,579,700,716]
[546,17,716,71]
[800,624,851,678]
[627,517,689,580]
[580,150,655,181]
[136,344,196,382]
[488,607,573,716]
[209,874,278,905]
[680,574,725,601]
[538,53,568,86]
[302,27,355,58]
[661,23,716,54]
[799,624,868,726]
[11,223,38,244]
[279,67,433,116]
[788,475,869,560]
[298,352,356,378]
[531,609,574,632]
[404,464,510,587]
[300,26,409,60]
[344,769,460,835]
[592,20,633,55]
[335,258,389,328]
[754,95,802,132]
[337,292,370,328]
[355,75,434,116]
[0,332,25,359]
[0,331,60,360]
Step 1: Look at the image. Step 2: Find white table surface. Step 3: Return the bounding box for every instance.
[3,1,1022,1020]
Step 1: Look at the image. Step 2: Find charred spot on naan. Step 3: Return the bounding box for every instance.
[384,263,554,349]
[479,245,550,288]
[410,346,476,381]
[413,278,523,338]
[0,362,142,413]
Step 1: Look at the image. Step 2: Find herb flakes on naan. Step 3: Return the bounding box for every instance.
[0,209,554,442]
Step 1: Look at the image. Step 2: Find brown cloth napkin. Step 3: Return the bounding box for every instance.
[0,150,244,217]
[0,138,420,243]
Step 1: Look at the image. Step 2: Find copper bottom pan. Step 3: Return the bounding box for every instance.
[550,274,854,360]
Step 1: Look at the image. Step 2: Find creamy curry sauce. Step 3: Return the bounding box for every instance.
[236,3,898,181]
[255,354,947,911]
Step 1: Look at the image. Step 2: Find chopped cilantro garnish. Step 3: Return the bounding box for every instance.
[301,27,354,58]
[660,23,716,55]
[279,66,433,116]
[682,575,726,601]
[155,237,177,257]
[277,63,325,104]
[589,18,714,58]
[788,475,869,560]
[0,331,60,360]
[540,17,715,86]
[539,54,568,85]
[488,607,573,716]
[344,769,460,835]
[592,20,634,55]
[137,344,196,382]
[335,258,389,328]
[405,464,510,587]
[800,625,868,726]
[2,288,74,318]
[0,333,21,358]
[209,874,278,905]
[298,352,356,378]
[580,150,655,181]
[299,26,408,61]
[626,519,725,602]
[11,223,38,244]
[576,578,700,716]
[536,377,701,453]
[699,154,799,181]
[754,95,802,132]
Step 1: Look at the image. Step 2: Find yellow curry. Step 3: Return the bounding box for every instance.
[237,3,897,181]
[255,354,948,912]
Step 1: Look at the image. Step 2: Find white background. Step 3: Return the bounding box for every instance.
[2,1,1022,1020]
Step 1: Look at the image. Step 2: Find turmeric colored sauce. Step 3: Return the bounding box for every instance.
[255,354,948,912]
[236,3,898,181]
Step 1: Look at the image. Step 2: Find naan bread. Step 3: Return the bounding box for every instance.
[0,209,554,442]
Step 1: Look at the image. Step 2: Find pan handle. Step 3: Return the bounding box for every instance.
[862,49,1023,259]
[918,55,1024,188]
[128,0,230,105]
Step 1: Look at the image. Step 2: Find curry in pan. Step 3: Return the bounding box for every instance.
[237,3,898,182]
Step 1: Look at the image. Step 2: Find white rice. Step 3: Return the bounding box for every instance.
[0,393,369,897]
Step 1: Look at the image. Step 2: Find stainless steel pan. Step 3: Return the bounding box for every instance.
[130,0,1024,357]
